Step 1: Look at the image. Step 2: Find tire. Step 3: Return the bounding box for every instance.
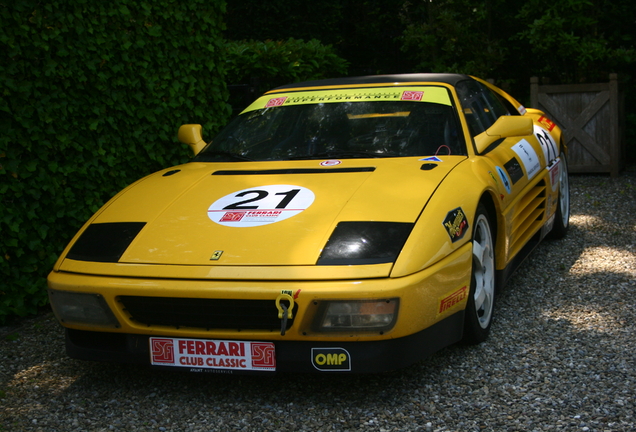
[549,152,570,239]
[463,203,496,344]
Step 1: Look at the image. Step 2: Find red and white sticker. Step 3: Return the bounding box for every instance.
[208,185,315,227]
[547,157,561,192]
[538,115,556,131]
[401,91,424,101]
[150,337,276,371]
[320,160,341,166]
[265,97,287,108]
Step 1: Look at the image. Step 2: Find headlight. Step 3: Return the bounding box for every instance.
[67,222,146,263]
[312,299,399,333]
[317,222,413,265]
[48,289,120,328]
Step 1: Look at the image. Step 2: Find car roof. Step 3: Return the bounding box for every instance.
[271,73,473,92]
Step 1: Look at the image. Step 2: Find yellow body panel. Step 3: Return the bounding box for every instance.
[58,158,463,270]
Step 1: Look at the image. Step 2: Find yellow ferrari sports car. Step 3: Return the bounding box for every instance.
[47,74,569,374]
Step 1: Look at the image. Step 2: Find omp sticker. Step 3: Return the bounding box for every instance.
[149,338,276,371]
[320,160,341,166]
[517,105,527,115]
[534,125,558,164]
[547,158,561,192]
[208,185,315,227]
[438,286,468,315]
[443,207,469,243]
[312,347,351,371]
[496,166,512,194]
[512,139,541,180]
[242,86,453,113]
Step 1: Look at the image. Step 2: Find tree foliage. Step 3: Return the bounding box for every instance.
[400,0,508,78]
[516,0,636,83]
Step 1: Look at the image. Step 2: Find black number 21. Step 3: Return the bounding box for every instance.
[223,189,301,210]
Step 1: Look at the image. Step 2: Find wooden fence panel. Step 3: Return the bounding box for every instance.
[530,74,625,177]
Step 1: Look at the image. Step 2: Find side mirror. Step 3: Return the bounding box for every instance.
[474,116,533,154]
[178,124,206,156]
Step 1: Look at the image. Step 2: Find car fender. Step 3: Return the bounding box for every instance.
[391,158,501,278]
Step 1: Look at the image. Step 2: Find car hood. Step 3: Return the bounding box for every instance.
[62,157,464,267]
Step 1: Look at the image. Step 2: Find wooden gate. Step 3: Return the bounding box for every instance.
[530,74,625,177]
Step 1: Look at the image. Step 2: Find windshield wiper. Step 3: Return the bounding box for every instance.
[287,150,398,160]
[194,150,254,162]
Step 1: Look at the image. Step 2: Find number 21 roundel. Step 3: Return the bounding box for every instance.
[208,185,315,227]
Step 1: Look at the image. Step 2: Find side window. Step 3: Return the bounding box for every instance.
[455,80,511,137]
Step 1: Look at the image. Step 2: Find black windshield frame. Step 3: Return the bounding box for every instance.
[194,95,466,162]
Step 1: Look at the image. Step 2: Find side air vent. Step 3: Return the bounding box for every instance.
[509,179,546,258]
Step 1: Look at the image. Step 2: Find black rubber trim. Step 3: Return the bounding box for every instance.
[64,311,464,374]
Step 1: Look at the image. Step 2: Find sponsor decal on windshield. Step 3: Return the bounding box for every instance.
[245,86,452,113]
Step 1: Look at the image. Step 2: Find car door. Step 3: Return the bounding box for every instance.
[456,79,560,270]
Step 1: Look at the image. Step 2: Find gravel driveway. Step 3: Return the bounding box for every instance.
[2,171,635,432]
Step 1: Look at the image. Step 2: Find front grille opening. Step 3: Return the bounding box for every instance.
[118,296,297,332]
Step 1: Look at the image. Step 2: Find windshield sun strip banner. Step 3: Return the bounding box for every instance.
[241,87,453,114]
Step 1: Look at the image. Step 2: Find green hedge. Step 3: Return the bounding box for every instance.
[225,38,349,97]
[0,0,229,323]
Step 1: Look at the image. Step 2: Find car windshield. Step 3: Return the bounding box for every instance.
[194,86,465,162]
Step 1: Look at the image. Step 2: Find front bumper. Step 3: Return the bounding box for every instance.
[49,243,472,373]
[65,311,464,374]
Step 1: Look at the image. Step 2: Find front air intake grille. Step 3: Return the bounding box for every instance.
[118,296,296,331]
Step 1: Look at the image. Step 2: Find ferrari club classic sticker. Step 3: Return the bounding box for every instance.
[208,185,315,227]
[150,337,276,372]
